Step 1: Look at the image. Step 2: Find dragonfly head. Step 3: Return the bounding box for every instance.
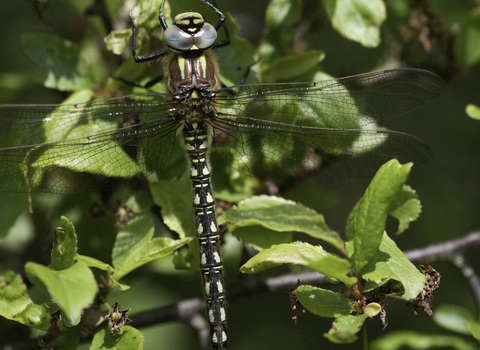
[164,12,217,52]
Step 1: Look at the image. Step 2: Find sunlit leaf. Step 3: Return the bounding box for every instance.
[296,285,354,317]
[347,159,412,270]
[241,242,355,286]
[433,304,476,335]
[371,330,476,350]
[150,180,195,239]
[466,104,480,120]
[90,326,144,350]
[220,196,344,252]
[361,233,425,300]
[51,216,77,271]
[324,0,386,47]
[24,261,97,325]
[324,314,368,344]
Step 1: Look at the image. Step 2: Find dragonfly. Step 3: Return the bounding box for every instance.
[0,0,443,349]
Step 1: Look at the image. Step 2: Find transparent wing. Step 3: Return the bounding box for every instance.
[211,68,442,183]
[0,93,180,194]
[0,69,443,193]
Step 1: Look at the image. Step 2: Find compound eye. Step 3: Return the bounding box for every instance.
[193,23,217,49]
[164,25,194,51]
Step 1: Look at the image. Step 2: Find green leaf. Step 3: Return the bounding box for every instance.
[24,261,98,325]
[109,0,157,62]
[323,0,386,47]
[104,29,132,55]
[0,193,30,240]
[112,237,191,280]
[219,195,344,252]
[51,216,78,271]
[261,51,325,82]
[466,104,480,120]
[49,332,81,350]
[363,302,381,317]
[347,159,412,270]
[75,254,131,290]
[75,255,115,274]
[371,330,477,350]
[110,278,131,292]
[90,326,144,350]
[295,285,354,317]
[0,291,50,330]
[466,320,480,340]
[112,217,155,269]
[433,304,476,335]
[454,8,480,68]
[210,152,257,203]
[23,91,143,180]
[35,136,143,178]
[150,180,196,239]
[324,314,368,344]
[240,242,356,286]
[20,33,106,91]
[389,185,422,234]
[0,89,92,153]
[131,0,165,30]
[230,225,293,251]
[216,13,256,87]
[361,233,425,300]
[126,190,154,212]
[0,270,28,295]
[259,0,302,65]
[172,239,200,271]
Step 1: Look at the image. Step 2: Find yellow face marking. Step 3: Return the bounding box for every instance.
[177,56,185,79]
[175,12,203,24]
[200,55,207,76]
